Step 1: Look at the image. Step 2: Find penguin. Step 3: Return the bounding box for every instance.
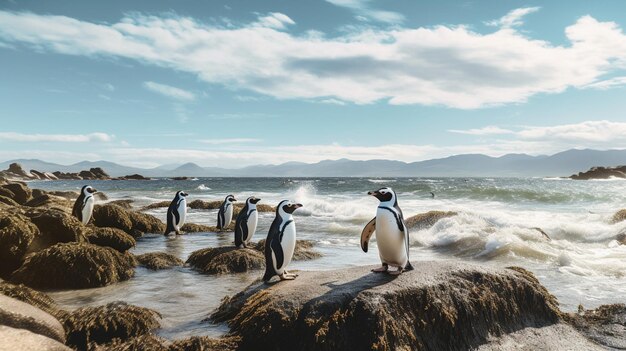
[262,200,303,282]
[72,185,98,225]
[164,191,188,235]
[360,187,413,275]
[217,194,237,230]
[234,196,261,248]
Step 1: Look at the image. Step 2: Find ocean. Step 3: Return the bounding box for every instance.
[29,177,626,340]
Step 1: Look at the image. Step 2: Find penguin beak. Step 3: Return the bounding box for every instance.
[89,188,98,194]
[294,203,303,209]
[367,190,377,196]
[251,198,261,204]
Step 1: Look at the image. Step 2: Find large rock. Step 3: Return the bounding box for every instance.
[0,212,40,278]
[136,252,184,270]
[1,182,32,204]
[25,194,72,210]
[0,282,67,320]
[0,194,19,207]
[0,294,66,343]
[62,301,161,350]
[571,166,626,180]
[254,239,322,260]
[565,304,626,349]
[28,209,89,252]
[210,263,563,351]
[90,334,168,351]
[92,204,165,237]
[0,326,71,351]
[87,227,136,252]
[181,222,217,233]
[612,209,626,223]
[169,336,241,351]
[187,247,265,274]
[11,242,135,290]
[405,210,457,230]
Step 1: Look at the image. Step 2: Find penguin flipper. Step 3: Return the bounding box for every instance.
[271,237,285,270]
[173,208,180,227]
[72,197,83,221]
[360,217,376,253]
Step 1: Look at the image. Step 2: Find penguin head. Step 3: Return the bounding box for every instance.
[247,196,261,205]
[278,200,303,215]
[368,187,395,203]
[82,185,98,196]
[226,194,237,202]
[176,191,189,199]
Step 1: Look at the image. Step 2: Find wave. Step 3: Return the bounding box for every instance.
[196,184,211,191]
[368,179,397,184]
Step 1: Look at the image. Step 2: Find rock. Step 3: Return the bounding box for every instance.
[616,232,626,245]
[87,227,136,252]
[564,303,626,349]
[140,200,171,211]
[570,166,626,180]
[169,336,241,351]
[1,182,33,204]
[30,170,58,180]
[171,177,190,180]
[209,263,561,351]
[0,186,15,198]
[90,167,110,179]
[11,242,135,290]
[187,199,275,215]
[95,192,109,201]
[136,252,184,270]
[62,301,161,350]
[0,282,67,320]
[53,171,82,180]
[3,163,35,179]
[25,194,72,210]
[254,239,322,260]
[117,174,151,180]
[0,212,40,279]
[106,200,134,209]
[92,204,166,237]
[187,247,265,274]
[405,210,457,230]
[48,190,80,199]
[28,209,89,251]
[0,294,66,343]
[0,194,20,207]
[90,334,169,351]
[181,223,217,233]
[612,209,626,223]
[0,326,71,351]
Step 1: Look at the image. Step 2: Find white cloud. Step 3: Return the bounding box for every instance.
[254,13,295,30]
[143,81,195,101]
[485,7,540,28]
[448,126,513,135]
[197,138,262,144]
[325,0,405,24]
[583,76,626,90]
[1,10,626,108]
[0,132,114,143]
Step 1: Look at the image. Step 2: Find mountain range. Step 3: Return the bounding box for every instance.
[2,149,626,178]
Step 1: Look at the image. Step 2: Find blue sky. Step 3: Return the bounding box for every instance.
[1,0,626,168]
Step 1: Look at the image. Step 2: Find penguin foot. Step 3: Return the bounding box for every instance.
[284,271,299,278]
[387,269,403,276]
[371,265,388,273]
[279,273,296,281]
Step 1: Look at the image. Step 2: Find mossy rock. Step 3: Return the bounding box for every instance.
[0,212,40,279]
[0,194,20,207]
[136,252,184,270]
[62,301,161,350]
[93,204,165,237]
[1,183,32,204]
[405,210,457,230]
[24,194,72,210]
[11,243,135,290]
[186,247,265,274]
[0,186,16,199]
[180,223,216,233]
[611,209,626,223]
[107,200,134,210]
[140,201,170,211]
[90,334,168,351]
[254,239,322,261]
[0,282,67,320]
[87,227,136,252]
[27,209,89,252]
[169,336,241,351]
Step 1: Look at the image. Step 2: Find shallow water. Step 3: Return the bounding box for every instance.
[32,177,626,340]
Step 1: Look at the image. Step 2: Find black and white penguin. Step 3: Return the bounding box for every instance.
[234,196,261,248]
[217,194,237,230]
[164,191,188,235]
[262,200,303,282]
[72,185,98,225]
[361,187,413,275]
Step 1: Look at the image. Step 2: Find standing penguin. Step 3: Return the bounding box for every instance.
[72,185,98,225]
[234,196,261,248]
[262,200,303,282]
[164,191,188,235]
[217,194,237,230]
[361,187,413,275]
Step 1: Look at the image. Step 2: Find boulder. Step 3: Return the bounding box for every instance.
[2,182,33,204]
[0,194,20,207]
[53,171,82,180]
[28,209,89,252]
[187,199,275,215]
[79,170,96,179]
[0,326,71,351]
[405,210,457,230]
[616,232,626,245]
[254,239,322,260]
[210,263,561,351]
[169,336,241,351]
[0,282,67,320]
[0,294,66,343]
[117,174,151,180]
[565,303,626,349]
[612,209,626,223]
[181,223,217,233]
[47,190,80,200]
[87,227,136,252]
[140,200,170,211]
[0,212,40,278]
[571,166,626,180]
[107,199,134,209]
[11,243,135,290]
[90,167,110,179]
[187,247,265,274]
[92,204,165,237]
[62,301,161,350]
[0,186,15,198]
[25,194,72,209]
[90,334,168,351]
[136,252,184,270]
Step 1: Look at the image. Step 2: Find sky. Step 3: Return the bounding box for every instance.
[1,0,626,168]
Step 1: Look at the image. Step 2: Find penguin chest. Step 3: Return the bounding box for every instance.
[375,209,407,266]
[176,200,187,226]
[224,205,233,225]
[274,222,296,274]
[245,211,258,242]
[81,197,94,225]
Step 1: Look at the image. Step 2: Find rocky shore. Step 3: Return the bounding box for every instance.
[570,165,626,180]
[0,162,151,181]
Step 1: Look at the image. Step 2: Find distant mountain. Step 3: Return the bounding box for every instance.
[3,148,626,178]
